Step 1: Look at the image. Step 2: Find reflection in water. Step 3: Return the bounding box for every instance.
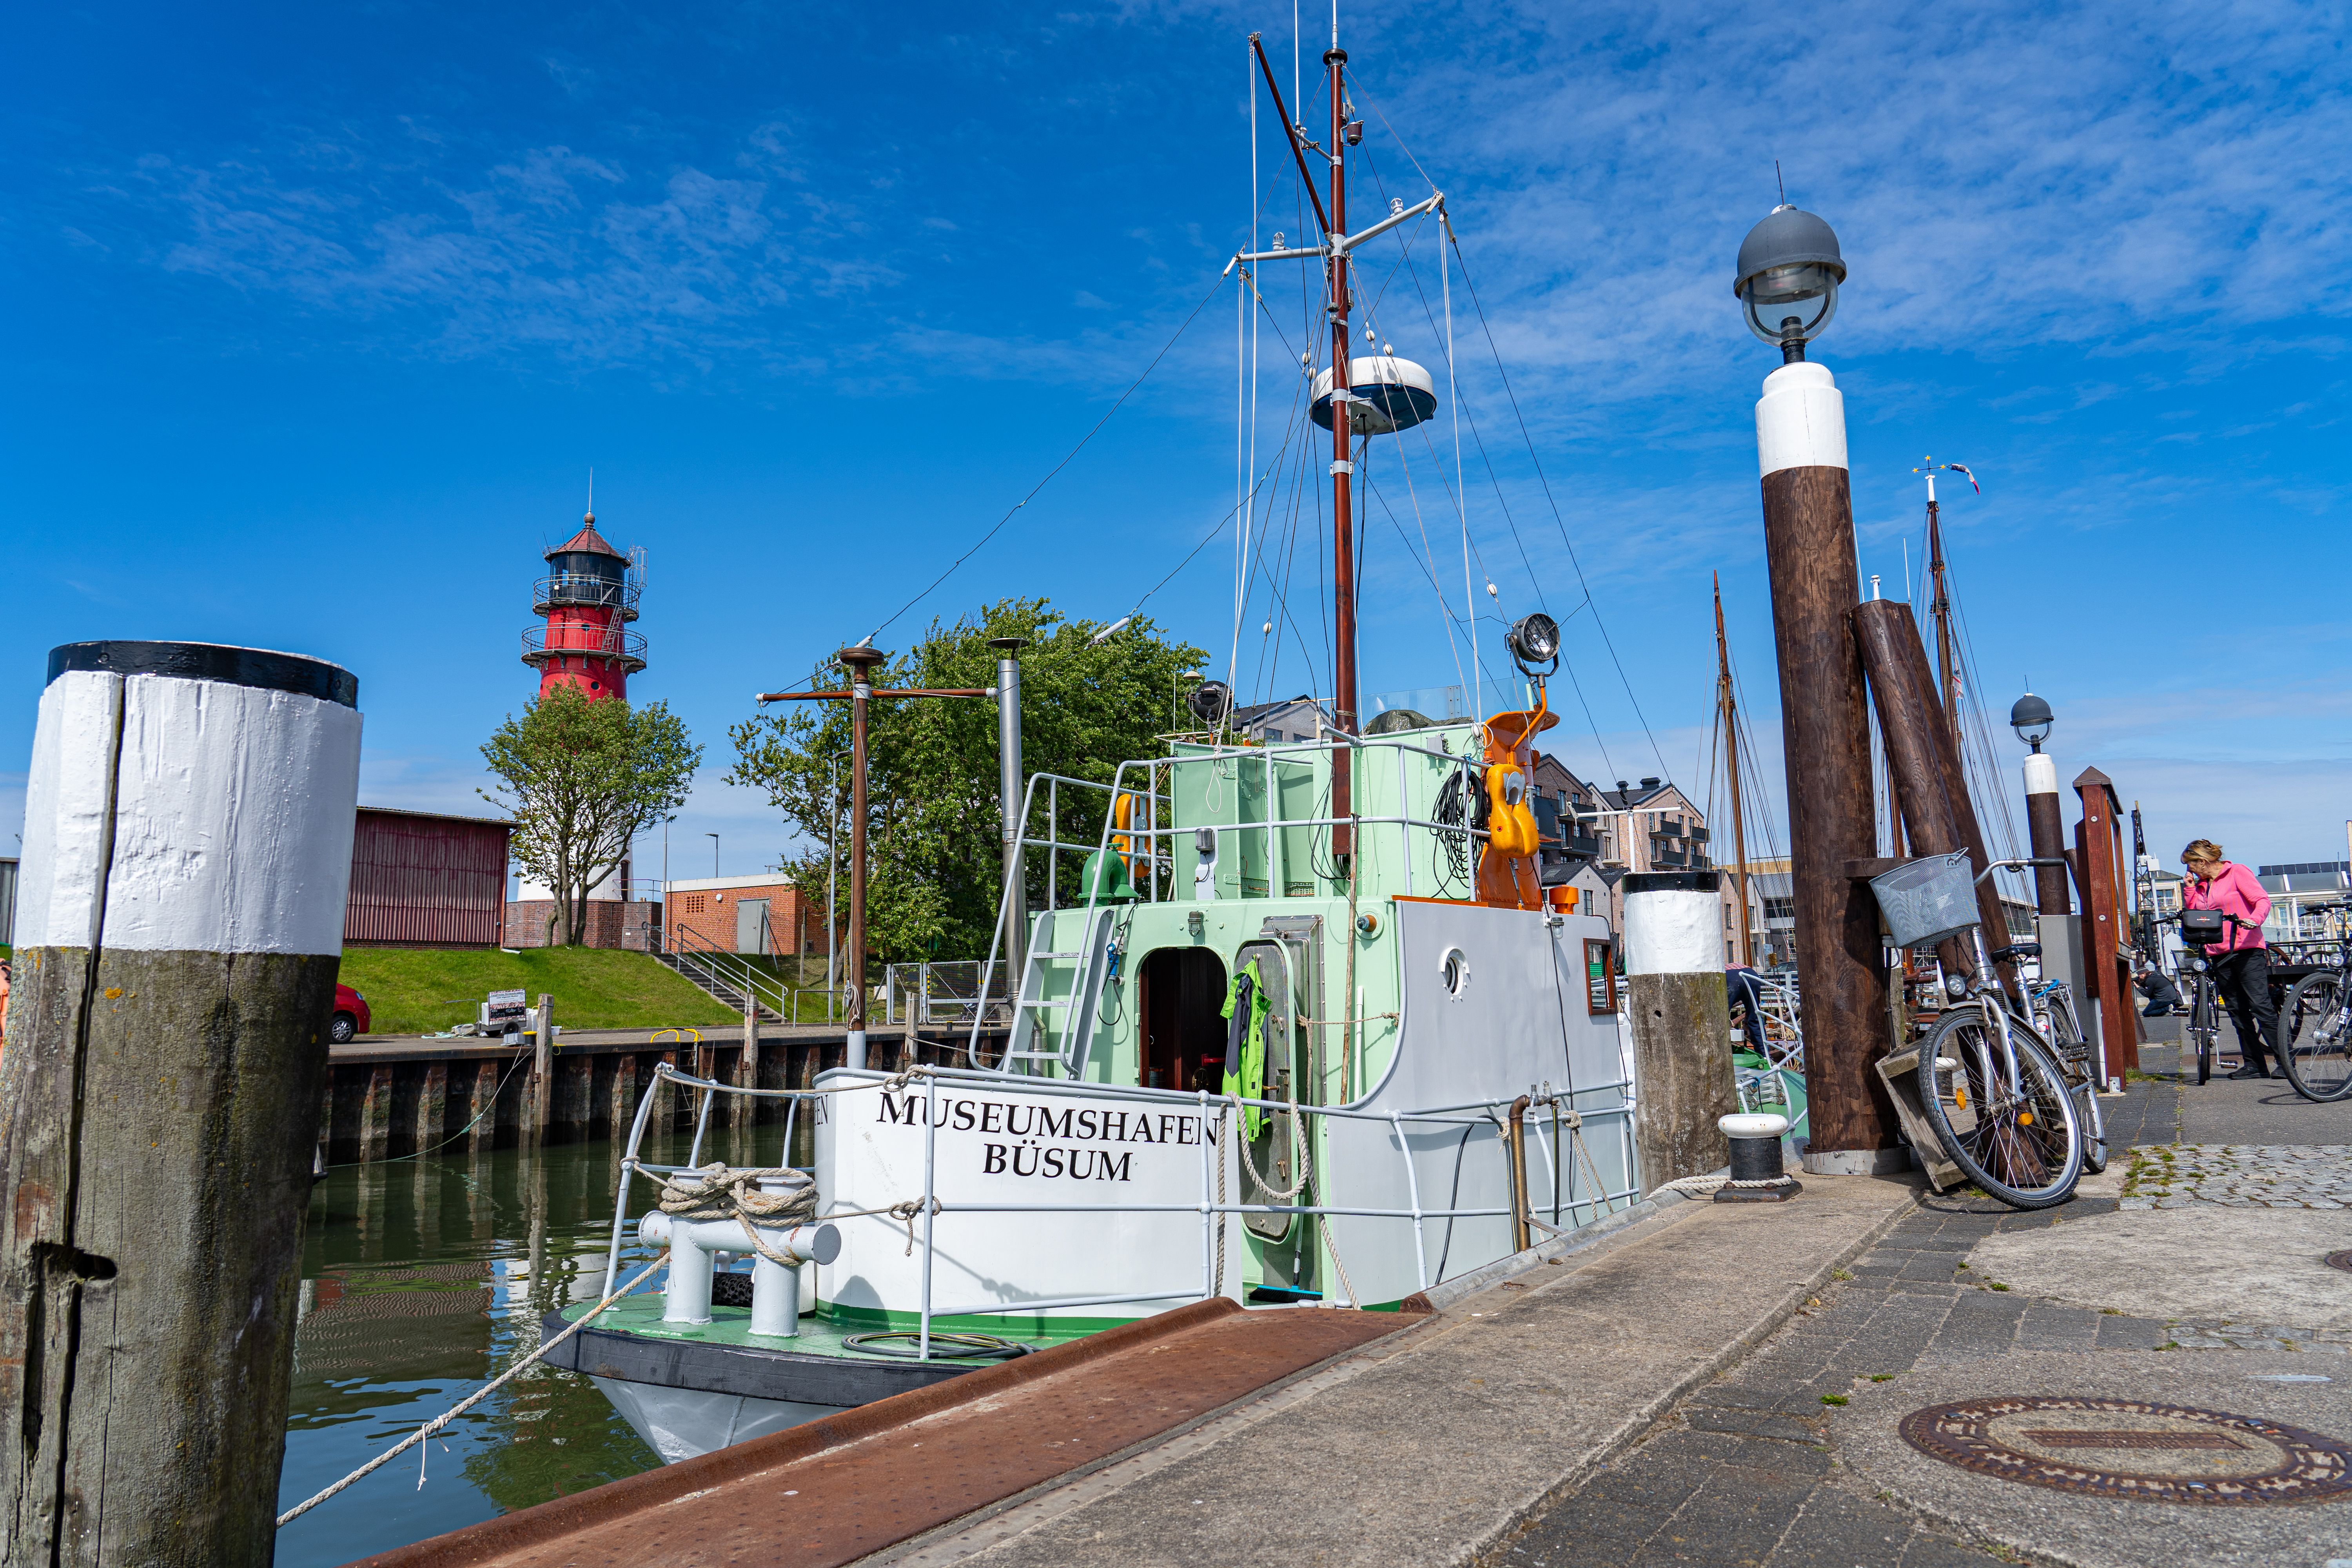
[277,1121,788,1567]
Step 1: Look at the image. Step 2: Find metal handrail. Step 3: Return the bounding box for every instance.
[532,573,642,617]
[884,961,1011,1026]
[601,1061,1638,1359]
[668,925,792,1020]
[966,731,1496,1073]
[521,622,650,666]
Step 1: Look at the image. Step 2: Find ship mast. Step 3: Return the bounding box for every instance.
[1926,478,1959,749]
[1323,24,1358,863]
[1713,573,1753,966]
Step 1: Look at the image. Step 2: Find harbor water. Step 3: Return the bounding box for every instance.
[278,1122,781,1566]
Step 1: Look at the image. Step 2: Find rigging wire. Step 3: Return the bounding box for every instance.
[856,271,1230,650]
[1443,229,1678,785]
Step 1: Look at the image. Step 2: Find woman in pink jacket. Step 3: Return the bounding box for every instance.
[2180,839,2278,1079]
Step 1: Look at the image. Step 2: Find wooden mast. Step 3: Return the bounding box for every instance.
[1927,490,1959,749]
[1324,28,1357,865]
[1713,573,1754,966]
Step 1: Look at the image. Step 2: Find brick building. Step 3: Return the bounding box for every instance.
[664,875,826,957]
[503,893,661,951]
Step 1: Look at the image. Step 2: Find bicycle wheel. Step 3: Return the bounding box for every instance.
[2281,972,2352,1102]
[2040,998,2107,1174]
[2194,985,2214,1086]
[1917,1008,2084,1210]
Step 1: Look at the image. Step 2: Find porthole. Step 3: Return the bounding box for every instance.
[1439,946,1471,1000]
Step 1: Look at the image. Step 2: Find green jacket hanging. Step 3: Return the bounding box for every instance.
[1221,958,1272,1139]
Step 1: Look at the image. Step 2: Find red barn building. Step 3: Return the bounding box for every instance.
[343,807,513,948]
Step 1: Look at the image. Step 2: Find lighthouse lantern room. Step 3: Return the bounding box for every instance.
[522,513,647,700]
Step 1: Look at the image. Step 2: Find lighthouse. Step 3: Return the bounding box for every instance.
[510,510,648,944]
[521,512,645,700]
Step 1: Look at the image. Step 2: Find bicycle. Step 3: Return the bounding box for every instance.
[1998,943,2108,1176]
[2278,901,2352,1102]
[1907,856,2088,1210]
[2160,908,2255,1087]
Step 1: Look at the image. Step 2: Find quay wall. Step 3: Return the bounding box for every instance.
[318,1028,991,1165]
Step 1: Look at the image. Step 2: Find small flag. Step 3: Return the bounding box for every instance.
[1945,462,1981,494]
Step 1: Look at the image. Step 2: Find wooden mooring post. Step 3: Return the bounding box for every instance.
[0,641,361,1566]
[1753,363,1899,1172]
[735,999,760,1135]
[528,992,554,1145]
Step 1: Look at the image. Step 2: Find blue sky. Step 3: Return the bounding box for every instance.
[3,0,2346,892]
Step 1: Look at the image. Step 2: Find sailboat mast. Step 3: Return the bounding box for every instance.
[1325,33,1357,861]
[1926,486,1958,749]
[1714,573,1753,967]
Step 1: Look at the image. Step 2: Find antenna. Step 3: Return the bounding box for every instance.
[588,467,594,514]
[1775,160,1785,205]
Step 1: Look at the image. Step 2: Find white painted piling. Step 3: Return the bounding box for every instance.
[0,641,360,1566]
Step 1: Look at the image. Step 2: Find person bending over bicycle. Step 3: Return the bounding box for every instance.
[2181,839,2279,1079]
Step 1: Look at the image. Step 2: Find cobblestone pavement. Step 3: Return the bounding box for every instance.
[2121,1142,2352,1209]
[1488,1071,2352,1566]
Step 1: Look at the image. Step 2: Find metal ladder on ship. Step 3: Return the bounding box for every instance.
[991,903,1117,1077]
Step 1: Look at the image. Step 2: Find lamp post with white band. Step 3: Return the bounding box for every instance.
[0,641,363,1564]
[1737,204,1901,1175]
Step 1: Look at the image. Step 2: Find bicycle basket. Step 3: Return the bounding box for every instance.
[2179,907,2226,946]
[1868,851,1978,949]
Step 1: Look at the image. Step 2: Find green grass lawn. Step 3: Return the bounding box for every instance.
[336,946,743,1036]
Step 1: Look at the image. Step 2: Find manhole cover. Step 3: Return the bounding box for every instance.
[2325,1250,2352,1274]
[1900,1396,2352,1506]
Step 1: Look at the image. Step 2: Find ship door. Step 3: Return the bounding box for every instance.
[1138,947,1228,1093]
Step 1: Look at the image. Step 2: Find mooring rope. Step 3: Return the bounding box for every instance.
[658,1163,821,1266]
[1658,1172,1793,1194]
[275,1249,672,1528]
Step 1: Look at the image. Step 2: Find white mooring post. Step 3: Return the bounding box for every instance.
[1622,869,1740,1194]
[0,641,361,1566]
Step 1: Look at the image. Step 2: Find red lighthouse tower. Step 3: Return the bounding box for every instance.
[522,512,646,700]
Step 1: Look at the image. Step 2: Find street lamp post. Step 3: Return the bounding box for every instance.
[1735,201,1899,1175]
[2011,693,2072,917]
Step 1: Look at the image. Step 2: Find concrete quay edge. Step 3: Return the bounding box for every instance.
[876,1171,1923,1568]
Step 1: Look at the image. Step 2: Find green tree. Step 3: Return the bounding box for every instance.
[729,599,1207,969]
[481,686,702,945]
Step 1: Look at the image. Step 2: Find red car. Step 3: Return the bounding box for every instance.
[330,984,371,1044]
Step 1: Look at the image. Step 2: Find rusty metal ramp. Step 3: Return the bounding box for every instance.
[346,1299,1417,1568]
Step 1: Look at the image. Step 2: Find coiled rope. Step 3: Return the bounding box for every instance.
[658,1163,819,1265]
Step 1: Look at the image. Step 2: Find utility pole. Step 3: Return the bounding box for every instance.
[757,652,994,1071]
[1713,574,1755,967]
[839,645,883,1070]
[826,753,840,1020]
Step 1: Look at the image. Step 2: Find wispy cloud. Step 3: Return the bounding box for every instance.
[116,126,899,367]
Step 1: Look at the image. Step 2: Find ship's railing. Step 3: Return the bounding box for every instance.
[602,1060,1638,1361]
[965,731,1492,1070]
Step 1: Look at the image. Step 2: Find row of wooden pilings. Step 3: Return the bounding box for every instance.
[320,1026,998,1165]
